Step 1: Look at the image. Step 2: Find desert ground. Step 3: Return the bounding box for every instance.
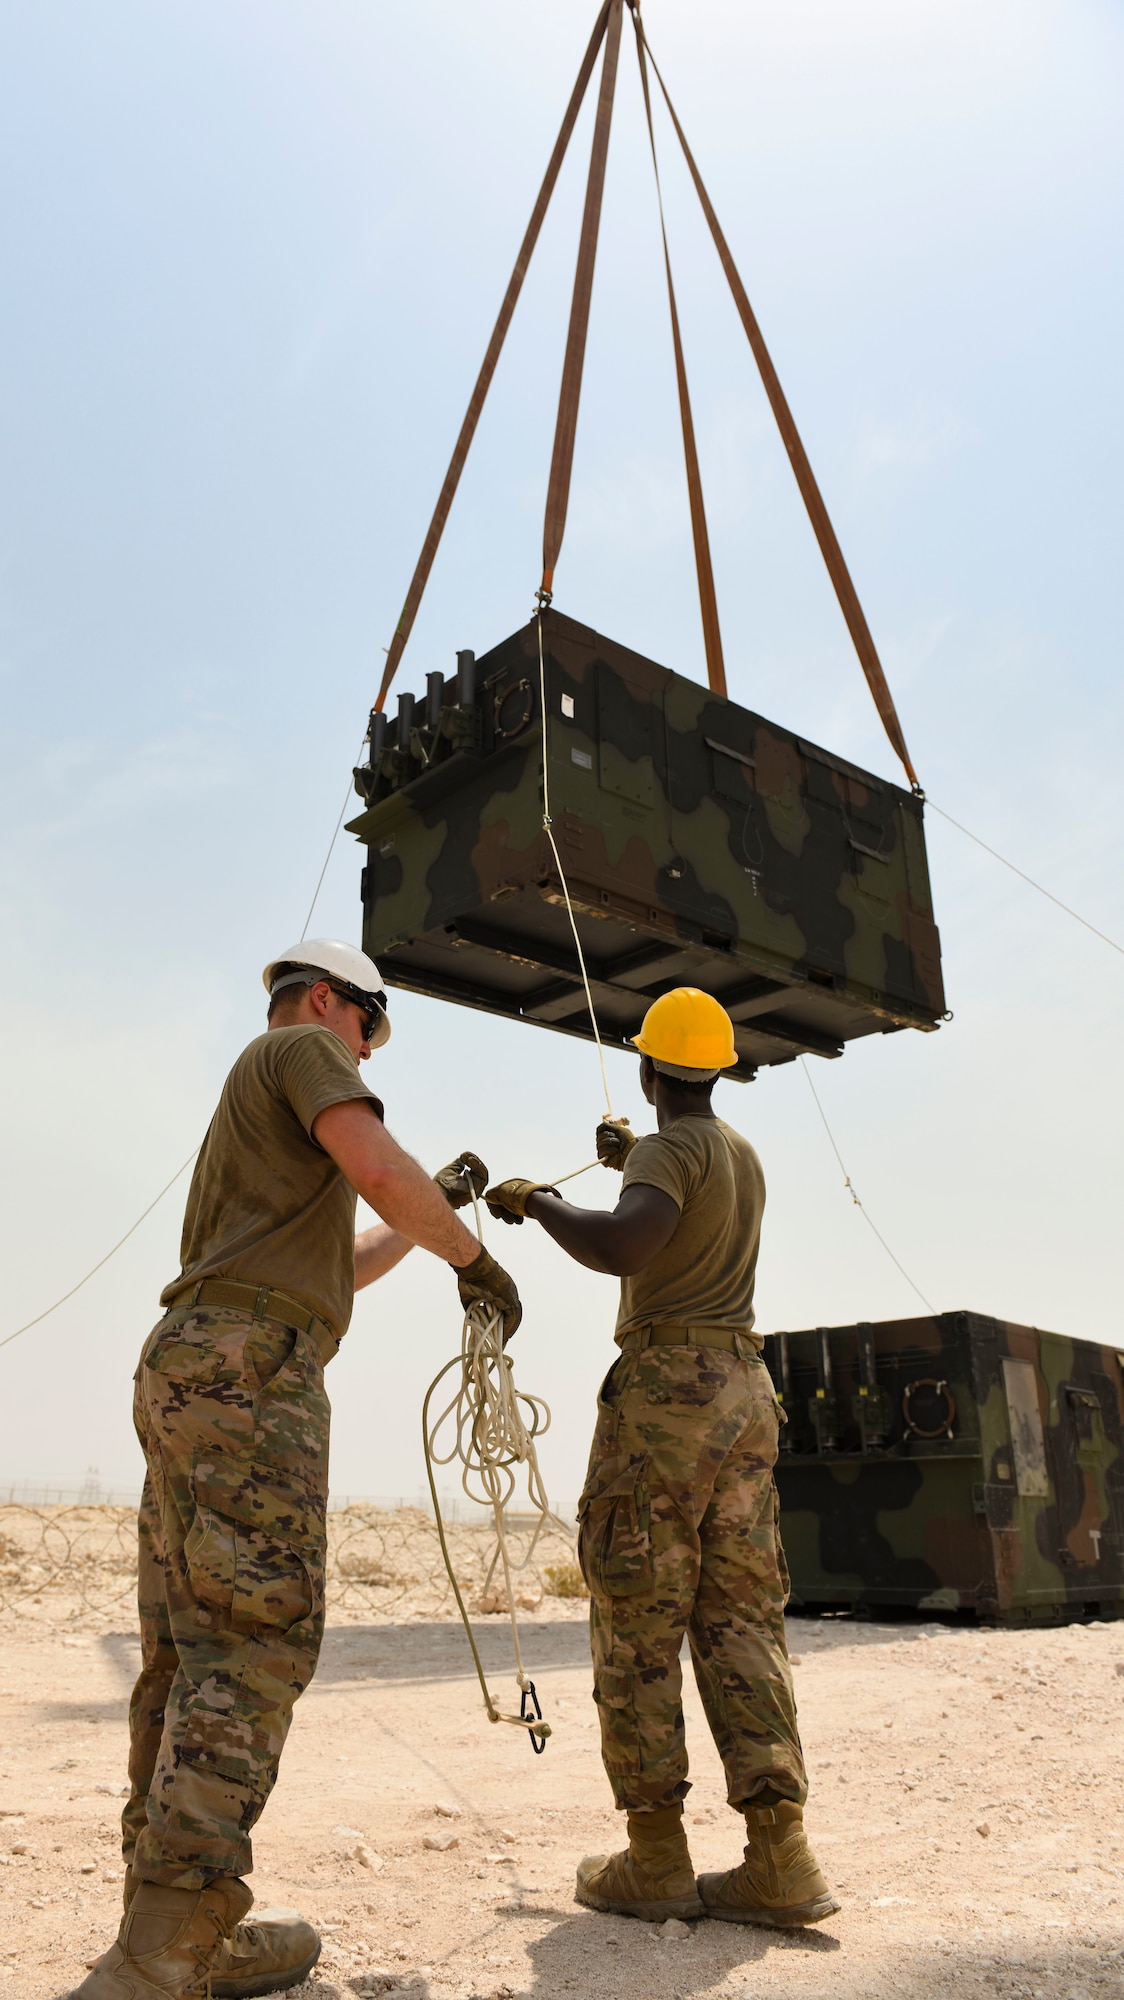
[1,1511,1122,2000]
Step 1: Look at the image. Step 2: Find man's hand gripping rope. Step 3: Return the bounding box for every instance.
[483,1124,638,1227]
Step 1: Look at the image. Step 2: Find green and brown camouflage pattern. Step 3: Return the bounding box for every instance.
[346,608,945,1080]
[578,1341,805,1812]
[127,1303,329,1887]
[764,1311,1124,1625]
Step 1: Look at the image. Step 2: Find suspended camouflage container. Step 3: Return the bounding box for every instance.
[348,610,944,1079]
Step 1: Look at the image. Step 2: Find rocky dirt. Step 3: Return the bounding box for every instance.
[1,1589,1123,1997]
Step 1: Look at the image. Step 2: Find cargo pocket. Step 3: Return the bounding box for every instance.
[577,1452,653,1599]
[187,1456,323,1635]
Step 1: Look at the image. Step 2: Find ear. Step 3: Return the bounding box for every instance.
[308,979,333,1019]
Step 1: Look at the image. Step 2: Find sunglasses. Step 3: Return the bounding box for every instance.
[326,980,386,1043]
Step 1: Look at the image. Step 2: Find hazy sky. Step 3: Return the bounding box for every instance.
[1,0,1121,1507]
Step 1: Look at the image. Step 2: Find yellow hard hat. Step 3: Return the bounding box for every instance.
[632,987,738,1074]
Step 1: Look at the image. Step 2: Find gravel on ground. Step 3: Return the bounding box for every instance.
[2,1596,1123,1998]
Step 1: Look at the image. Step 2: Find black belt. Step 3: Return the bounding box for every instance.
[167,1278,339,1366]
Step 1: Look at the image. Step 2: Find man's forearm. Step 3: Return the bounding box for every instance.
[354,1223,414,1291]
[314,1101,483,1268]
[524,1191,623,1274]
[356,1158,480,1266]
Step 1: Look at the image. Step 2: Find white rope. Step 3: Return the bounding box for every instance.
[418,624,630,1719]
[1,727,367,1356]
[926,798,1124,959]
[799,1057,937,1315]
[421,1179,568,1742]
[0,1149,200,1354]
[536,611,616,1119]
[546,1156,600,1187]
[299,733,369,942]
[2,651,623,1356]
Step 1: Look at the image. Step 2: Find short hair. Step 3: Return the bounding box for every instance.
[664,1070,717,1100]
[639,1052,718,1100]
[267,962,329,1023]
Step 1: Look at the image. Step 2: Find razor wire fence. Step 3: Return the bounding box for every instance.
[0,1502,586,1624]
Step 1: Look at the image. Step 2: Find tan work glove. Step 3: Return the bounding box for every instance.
[433,1151,489,1210]
[596,1117,636,1171]
[484,1178,559,1226]
[452,1245,522,1342]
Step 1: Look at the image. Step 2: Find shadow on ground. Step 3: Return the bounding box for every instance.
[312,1621,592,1688]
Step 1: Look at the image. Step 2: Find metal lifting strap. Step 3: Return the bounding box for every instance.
[373,2,613,715]
[631,8,725,697]
[636,17,920,790]
[540,0,624,600]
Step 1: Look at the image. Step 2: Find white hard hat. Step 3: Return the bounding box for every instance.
[262,939,391,1049]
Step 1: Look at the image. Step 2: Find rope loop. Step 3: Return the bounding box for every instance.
[420,1173,564,1752]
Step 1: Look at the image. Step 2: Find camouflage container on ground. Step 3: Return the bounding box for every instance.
[763,1312,1124,1624]
[346,608,945,1079]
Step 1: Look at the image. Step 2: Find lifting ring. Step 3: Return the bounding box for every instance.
[494,678,534,739]
[902,1377,956,1441]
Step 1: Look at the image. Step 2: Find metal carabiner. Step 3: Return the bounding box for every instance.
[521,1679,546,1755]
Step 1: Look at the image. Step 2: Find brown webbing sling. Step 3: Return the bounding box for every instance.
[631,5,725,697]
[373,0,920,792]
[539,0,624,602]
[633,12,919,788]
[372,2,613,715]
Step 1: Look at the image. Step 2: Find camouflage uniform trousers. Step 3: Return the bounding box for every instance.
[125,1302,330,1888]
[577,1340,806,1814]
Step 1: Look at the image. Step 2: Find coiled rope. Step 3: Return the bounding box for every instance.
[421,1176,572,1749]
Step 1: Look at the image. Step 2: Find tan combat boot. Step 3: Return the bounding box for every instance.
[67,1875,253,1998]
[697,1799,840,1927]
[575,1803,704,1921]
[85,1869,321,1999]
[209,1906,322,1999]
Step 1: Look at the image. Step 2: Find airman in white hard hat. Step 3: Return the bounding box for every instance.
[261,937,392,1051]
[71,942,518,2000]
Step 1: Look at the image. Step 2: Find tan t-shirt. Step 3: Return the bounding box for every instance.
[161,1025,381,1340]
[615,1115,766,1347]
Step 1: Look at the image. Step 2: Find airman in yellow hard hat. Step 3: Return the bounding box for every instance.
[485,987,837,1931]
